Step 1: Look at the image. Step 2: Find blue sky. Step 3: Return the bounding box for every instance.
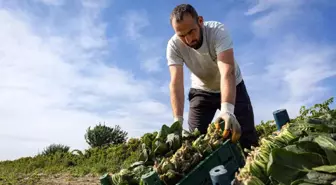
[1,0,336,160]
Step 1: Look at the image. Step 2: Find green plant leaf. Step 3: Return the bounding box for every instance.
[156,125,170,140]
[314,135,336,165]
[267,148,327,185]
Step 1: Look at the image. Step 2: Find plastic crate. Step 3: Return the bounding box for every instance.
[176,140,244,185]
[141,171,163,185]
[141,139,245,185]
[99,173,112,185]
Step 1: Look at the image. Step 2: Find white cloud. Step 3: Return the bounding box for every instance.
[250,9,291,37]
[34,0,65,6]
[265,36,336,102]
[121,10,166,73]
[141,56,163,72]
[121,10,150,41]
[240,1,336,124]
[0,2,172,161]
[245,0,303,15]
[81,0,109,9]
[34,0,109,8]
[245,0,305,37]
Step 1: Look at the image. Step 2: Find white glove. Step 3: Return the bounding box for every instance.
[219,102,241,143]
[173,116,184,125]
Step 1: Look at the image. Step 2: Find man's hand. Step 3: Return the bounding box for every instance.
[173,116,184,126]
[219,104,241,143]
[220,113,241,143]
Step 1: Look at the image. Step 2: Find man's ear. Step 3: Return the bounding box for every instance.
[198,16,204,25]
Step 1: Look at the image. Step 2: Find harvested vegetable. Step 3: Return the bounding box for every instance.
[154,141,203,184]
[239,175,265,185]
[313,165,336,173]
[106,120,220,185]
[152,120,230,184]
[236,97,336,185]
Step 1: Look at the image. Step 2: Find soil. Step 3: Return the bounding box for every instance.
[38,173,100,185]
[1,173,101,185]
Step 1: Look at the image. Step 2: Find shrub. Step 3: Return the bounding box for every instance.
[84,123,128,148]
[255,120,277,139]
[41,144,70,156]
[294,97,334,121]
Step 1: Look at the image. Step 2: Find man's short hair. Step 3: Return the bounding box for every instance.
[170,4,199,24]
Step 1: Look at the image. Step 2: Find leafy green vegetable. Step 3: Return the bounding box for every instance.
[192,128,201,138]
[169,121,183,134]
[142,134,153,149]
[156,125,170,140]
[166,133,181,151]
[306,171,336,184]
[314,135,336,165]
[283,141,326,157]
[236,97,336,185]
[153,140,169,155]
[182,130,191,140]
[110,169,138,185]
[267,148,327,184]
[192,135,211,155]
[159,169,184,185]
[313,165,336,173]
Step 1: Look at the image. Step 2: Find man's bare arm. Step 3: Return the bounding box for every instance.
[169,65,184,121]
[217,48,236,108]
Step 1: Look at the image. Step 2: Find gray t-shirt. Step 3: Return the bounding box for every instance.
[166,21,243,92]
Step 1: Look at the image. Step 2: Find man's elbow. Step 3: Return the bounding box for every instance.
[219,65,235,79]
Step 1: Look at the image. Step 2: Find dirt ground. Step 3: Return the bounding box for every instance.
[1,173,101,185]
[37,173,100,185]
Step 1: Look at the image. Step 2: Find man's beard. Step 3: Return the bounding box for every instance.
[188,25,203,50]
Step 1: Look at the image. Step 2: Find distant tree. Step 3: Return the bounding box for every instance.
[41,143,70,156]
[85,123,128,148]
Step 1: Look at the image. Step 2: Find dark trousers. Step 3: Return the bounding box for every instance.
[187,80,259,150]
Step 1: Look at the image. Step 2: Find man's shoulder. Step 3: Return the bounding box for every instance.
[204,20,224,28]
[204,21,223,27]
[203,21,227,34]
[167,34,180,46]
[167,34,184,53]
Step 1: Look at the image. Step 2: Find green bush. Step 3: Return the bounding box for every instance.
[255,120,277,139]
[85,123,128,148]
[41,144,70,156]
[294,97,334,122]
